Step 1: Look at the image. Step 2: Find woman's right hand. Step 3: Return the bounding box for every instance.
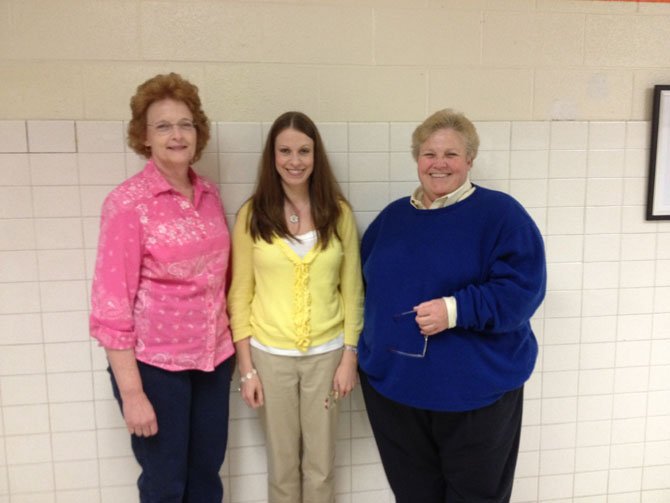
[240,372,264,408]
[122,390,158,437]
[235,338,264,408]
[105,348,158,437]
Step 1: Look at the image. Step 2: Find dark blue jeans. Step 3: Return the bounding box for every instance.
[110,358,232,503]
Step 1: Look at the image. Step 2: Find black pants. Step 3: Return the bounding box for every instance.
[360,371,523,503]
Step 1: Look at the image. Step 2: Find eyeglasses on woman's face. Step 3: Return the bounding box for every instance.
[147,120,196,135]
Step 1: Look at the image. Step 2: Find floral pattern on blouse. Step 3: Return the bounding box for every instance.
[89,159,234,371]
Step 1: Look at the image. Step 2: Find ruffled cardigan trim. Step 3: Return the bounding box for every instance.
[275,240,318,352]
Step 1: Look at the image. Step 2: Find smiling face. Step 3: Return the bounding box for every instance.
[417,128,473,206]
[274,128,315,191]
[144,98,196,173]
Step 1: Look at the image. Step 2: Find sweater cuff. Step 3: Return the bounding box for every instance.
[442,296,457,329]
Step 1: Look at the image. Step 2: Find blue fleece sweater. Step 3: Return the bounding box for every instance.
[358,187,546,412]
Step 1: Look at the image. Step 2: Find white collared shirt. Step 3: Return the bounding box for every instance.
[410,179,475,209]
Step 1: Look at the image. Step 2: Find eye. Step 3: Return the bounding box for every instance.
[177,120,196,132]
[299,148,312,155]
[154,122,172,134]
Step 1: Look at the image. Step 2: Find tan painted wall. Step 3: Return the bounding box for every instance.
[1,0,670,122]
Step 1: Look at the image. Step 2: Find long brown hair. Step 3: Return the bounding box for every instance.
[248,111,345,249]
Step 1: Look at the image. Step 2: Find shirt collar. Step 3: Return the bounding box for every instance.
[144,158,214,198]
[410,179,474,209]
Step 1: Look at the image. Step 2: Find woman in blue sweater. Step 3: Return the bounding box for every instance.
[358,109,546,503]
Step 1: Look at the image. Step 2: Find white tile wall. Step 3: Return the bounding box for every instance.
[0,122,28,153]
[1,118,669,503]
[26,121,76,153]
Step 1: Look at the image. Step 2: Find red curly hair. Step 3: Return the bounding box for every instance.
[127,73,210,162]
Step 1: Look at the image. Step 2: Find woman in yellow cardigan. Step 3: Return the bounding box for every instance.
[227,111,364,503]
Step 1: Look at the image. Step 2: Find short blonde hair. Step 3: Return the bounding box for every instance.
[411,109,479,162]
[127,73,210,162]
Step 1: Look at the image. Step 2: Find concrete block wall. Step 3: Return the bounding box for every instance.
[1,0,670,123]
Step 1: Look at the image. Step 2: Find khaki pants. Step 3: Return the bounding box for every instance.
[252,346,342,503]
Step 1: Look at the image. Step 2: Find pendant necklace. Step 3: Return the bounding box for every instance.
[286,198,306,226]
[287,200,300,225]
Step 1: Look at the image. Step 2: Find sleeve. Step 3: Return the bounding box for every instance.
[89,195,143,349]
[443,296,457,329]
[227,201,257,342]
[454,218,546,334]
[337,203,364,346]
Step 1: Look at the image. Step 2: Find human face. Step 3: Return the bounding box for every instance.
[417,128,472,206]
[274,128,314,191]
[144,98,196,173]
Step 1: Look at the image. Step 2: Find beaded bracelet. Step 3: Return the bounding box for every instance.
[344,344,358,355]
[240,368,258,383]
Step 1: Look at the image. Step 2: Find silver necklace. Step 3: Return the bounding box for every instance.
[287,200,301,224]
[287,198,308,226]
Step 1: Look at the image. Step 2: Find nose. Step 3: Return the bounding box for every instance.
[170,125,184,139]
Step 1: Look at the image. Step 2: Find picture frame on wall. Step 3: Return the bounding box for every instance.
[646,84,670,220]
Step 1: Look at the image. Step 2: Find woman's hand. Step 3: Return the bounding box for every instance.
[105,348,158,437]
[332,348,358,399]
[235,338,264,408]
[414,298,449,336]
[240,372,264,409]
[122,390,158,437]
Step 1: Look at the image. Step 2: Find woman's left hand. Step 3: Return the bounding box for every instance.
[414,298,449,336]
[332,349,358,399]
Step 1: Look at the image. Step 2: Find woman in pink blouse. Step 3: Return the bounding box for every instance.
[89,73,234,502]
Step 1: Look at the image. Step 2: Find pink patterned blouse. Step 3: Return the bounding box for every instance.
[90,159,234,372]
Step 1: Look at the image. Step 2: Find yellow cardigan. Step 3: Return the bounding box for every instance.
[227,200,364,351]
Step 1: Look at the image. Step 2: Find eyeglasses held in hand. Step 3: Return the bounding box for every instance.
[388,309,429,358]
[148,120,196,135]
[392,309,415,321]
